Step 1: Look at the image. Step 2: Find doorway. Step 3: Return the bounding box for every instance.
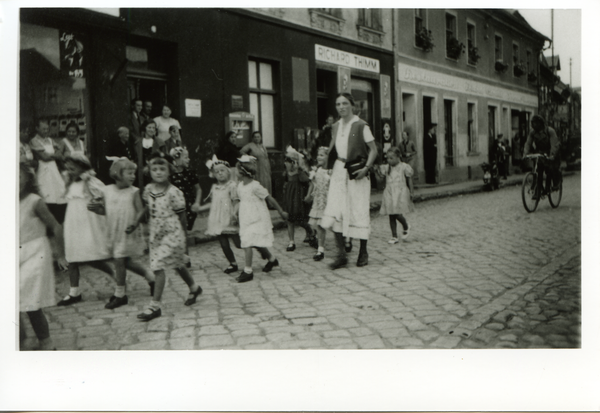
[316,69,337,129]
[127,77,167,120]
[443,99,454,166]
[423,96,437,183]
[488,105,497,163]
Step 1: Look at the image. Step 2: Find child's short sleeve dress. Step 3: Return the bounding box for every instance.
[237,180,273,248]
[19,194,56,311]
[64,180,111,263]
[105,184,144,258]
[143,184,189,271]
[379,162,415,215]
[308,167,331,225]
[205,181,239,236]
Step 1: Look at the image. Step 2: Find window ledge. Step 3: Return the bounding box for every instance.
[467,151,480,157]
[309,10,345,35]
[357,25,384,46]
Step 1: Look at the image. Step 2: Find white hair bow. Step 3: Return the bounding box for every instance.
[285,145,304,159]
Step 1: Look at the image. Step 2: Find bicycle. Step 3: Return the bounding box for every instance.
[521,154,563,213]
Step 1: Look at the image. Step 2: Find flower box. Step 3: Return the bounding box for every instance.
[495,61,509,73]
[415,28,434,52]
[446,36,465,60]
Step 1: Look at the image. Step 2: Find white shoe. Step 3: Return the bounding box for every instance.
[402,225,410,240]
[388,238,399,244]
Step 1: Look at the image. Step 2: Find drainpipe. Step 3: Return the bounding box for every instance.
[392,9,401,146]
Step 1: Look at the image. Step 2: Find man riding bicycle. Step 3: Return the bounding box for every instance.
[523,115,561,199]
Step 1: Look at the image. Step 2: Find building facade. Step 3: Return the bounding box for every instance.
[19,8,549,194]
[395,9,548,182]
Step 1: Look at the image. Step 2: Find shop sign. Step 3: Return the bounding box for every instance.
[397,63,538,107]
[315,44,380,74]
[232,95,244,110]
[380,74,392,119]
[59,31,84,78]
[185,99,202,117]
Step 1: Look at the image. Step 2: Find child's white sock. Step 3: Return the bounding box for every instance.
[244,267,253,273]
[69,287,80,297]
[114,286,126,298]
[149,300,161,310]
[318,246,325,253]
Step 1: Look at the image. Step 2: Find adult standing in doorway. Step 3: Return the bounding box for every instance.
[134,119,161,188]
[216,131,241,168]
[29,119,67,223]
[129,98,143,142]
[398,130,417,170]
[141,100,153,123]
[423,123,437,184]
[320,93,377,269]
[240,131,272,195]
[154,104,182,147]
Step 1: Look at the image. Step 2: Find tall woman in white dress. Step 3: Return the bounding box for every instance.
[320,93,377,269]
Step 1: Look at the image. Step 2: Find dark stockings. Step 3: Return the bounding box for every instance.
[218,234,241,264]
[388,214,408,238]
[26,309,50,340]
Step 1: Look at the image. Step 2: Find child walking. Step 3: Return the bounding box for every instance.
[57,154,115,306]
[235,155,288,283]
[169,147,201,230]
[199,157,242,274]
[305,146,331,261]
[127,153,202,321]
[91,157,156,309]
[282,146,317,252]
[379,147,414,244]
[19,164,68,350]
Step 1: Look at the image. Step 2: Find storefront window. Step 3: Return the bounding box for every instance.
[20,23,90,147]
[351,78,374,127]
[248,59,277,148]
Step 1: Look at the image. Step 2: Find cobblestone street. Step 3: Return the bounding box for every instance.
[21,173,581,350]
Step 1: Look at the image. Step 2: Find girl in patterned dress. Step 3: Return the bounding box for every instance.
[127,153,202,321]
[90,157,156,310]
[19,164,68,350]
[235,156,288,283]
[282,146,317,252]
[306,147,331,261]
[169,147,201,230]
[57,154,115,306]
[379,147,414,244]
[199,157,242,274]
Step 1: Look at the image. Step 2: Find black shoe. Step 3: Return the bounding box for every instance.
[57,294,82,306]
[286,243,296,252]
[137,307,162,322]
[329,256,348,270]
[148,281,155,297]
[224,264,238,274]
[236,271,254,283]
[357,251,369,267]
[303,236,310,243]
[105,295,128,309]
[308,236,319,249]
[263,259,279,272]
[186,261,192,269]
[345,242,353,253]
[184,286,203,306]
[313,251,324,261]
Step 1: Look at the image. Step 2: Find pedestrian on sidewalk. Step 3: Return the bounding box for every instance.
[57,154,115,307]
[379,147,414,244]
[88,157,156,310]
[320,93,378,269]
[19,164,68,350]
[127,153,203,321]
[235,156,288,283]
[199,156,243,274]
[306,146,331,261]
[282,146,317,252]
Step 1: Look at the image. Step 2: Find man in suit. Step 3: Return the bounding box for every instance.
[129,98,143,141]
[423,123,437,184]
[141,100,153,123]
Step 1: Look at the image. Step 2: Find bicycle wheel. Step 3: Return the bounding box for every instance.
[548,173,563,208]
[522,172,539,213]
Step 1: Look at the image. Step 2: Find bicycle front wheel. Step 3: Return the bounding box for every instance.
[522,172,539,213]
[549,173,563,208]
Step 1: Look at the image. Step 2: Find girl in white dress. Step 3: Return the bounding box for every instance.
[90,157,155,310]
[57,153,115,306]
[306,146,331,261]
[235,156,288,283]
[379,147,414,244]
[199,158,242,274]
[19,164,68,350]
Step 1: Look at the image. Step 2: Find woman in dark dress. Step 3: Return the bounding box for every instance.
[215,131,241,168]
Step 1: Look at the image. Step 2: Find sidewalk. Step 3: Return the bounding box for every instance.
[188,171,570,245]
